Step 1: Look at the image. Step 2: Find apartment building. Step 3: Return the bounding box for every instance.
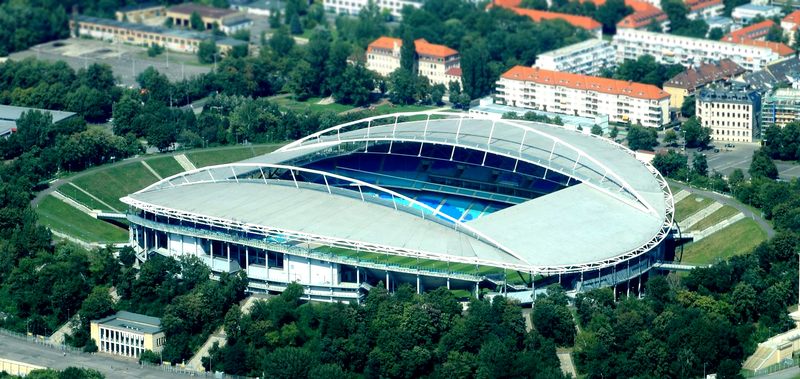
[495,66,670,127]
[90,311,165,359]
[731,4,781,24]
[612,29,781,71]
[782,10,800,45]
[366,37,461,86]
[534,39,616,76]
[696,85,761,142]
[762,88,800,128]
[167,3,252,34]
[586,0,667,31]
[686,0,724,20]
[71,16,248,56]
[663,59,745,108]
[322,0,423,19]
[722,19,776,42]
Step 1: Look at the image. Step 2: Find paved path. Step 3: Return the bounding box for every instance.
[0,335,194,379]
[669,180,775,238]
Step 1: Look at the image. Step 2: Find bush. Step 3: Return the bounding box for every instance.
[147,44,164,57]
[139,349,161,364]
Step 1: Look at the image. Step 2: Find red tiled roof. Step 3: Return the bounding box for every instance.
[583,0,667,30]
[736,39,795,56]
[784,10,800,25]
[500,66,670,100]
[445,67,462,77]
[664,59,745,90]
[685,0,722,11]
[367,37,459,58]
[722,20,775,42]
[508,7,602,30]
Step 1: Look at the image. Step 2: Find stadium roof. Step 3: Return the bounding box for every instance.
[125,113,672,274]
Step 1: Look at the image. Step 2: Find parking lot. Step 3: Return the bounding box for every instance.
[9,38,212,87]
[680,142,800,180]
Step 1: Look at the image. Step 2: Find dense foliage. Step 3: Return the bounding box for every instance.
[0,367,104,379]
[205,283,567,378]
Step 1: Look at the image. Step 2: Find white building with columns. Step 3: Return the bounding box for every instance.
[90,311,165,359]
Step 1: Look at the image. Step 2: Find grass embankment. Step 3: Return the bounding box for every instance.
[145,156,185,178]
[36,195,128,243]
[674,195,713,222]
[185,144,283,168]
[688,205,740,232]
[71,162,159,211]
[681,218,767,265]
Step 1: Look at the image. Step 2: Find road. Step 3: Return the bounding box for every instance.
[0,336,194,378]
[669,180,775,238]
[759,366,800,379]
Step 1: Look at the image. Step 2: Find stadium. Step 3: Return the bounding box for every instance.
[121,112,675,303]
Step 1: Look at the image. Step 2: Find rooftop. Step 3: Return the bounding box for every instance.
[686,0,722,11]
[93,311,162,335]
[536,38,611,58]
[664,59,745,90]
[74,15,247,46]
[722,19,776,42]
[734,4,780,12]
[784,10,800,25]
[117,2,164,13]
[698,85,760,103]
[167,3,239,18]
[367,37,459,57]
[500,65,670,100]
[508,7,603,30]
[735,39,795,56]
[0,104,76,124]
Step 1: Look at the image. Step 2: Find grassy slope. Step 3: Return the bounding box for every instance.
[185,144,283,168]
[36,195,128,243]
[675,195,713,222]
[146,156,185,178]
[71,162,159,211]
[688,205,741,232]
[681,218,767,265]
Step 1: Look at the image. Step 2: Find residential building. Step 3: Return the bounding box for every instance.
[90,311,165,359]
[731,4,781,24]
[663,59,745,108]
[167,3,253,34]
[738,57,800,90]
[504,7,603,38]
[612,29,781,71]
[469,96,611,132]
[233,0,284,16]
[71,16,248,56]
[733,39,795,58]
[494,66,670,127]
[706,16,734,34]
[722,19,776,42]
[115,3,166,23]
[322,0,423,19]
[585,0,668,31]
[782,10,800,45]
[0,105,76,138]
[366,37,461,86]
[696,84,761,142]
[686,0,724,20]
[762,88,800,127]
[534,39,616,76]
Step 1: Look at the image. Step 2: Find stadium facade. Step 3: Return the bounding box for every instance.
[122,112,675,303]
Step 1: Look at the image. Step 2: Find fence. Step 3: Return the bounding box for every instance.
[0,327,83,354]
[741,356,800,377]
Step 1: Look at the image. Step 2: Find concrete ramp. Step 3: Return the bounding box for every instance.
[174,154,197,171]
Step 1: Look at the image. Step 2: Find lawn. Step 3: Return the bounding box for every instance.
[370,103,439,115]
[186,144,283,168]
[71,162,160,211]
[270,96,356,114]
[680,218,767,265]
[36,195,128,243]
[674,195,714,222]
[145,156,185,178]
[57,187,108,211]
[688,205,741,232]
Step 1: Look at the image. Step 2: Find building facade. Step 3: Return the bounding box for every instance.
[782,10,800,45]
[612,29,781,71]
[366,37,461,86]
[731,4,781,24]
[534,39,616,76]
[495,66,670,128]
[71,16,247,56]
[663,59,745,108]
[686,0,724,20]
[722,19,777,42]
[115,3,166,23]
[323,0,423,19]
[167,3,252,34]
[696,85,761,142]
[762,88,800,128]
[90,311,165,359]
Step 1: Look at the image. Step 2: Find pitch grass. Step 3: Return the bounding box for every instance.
[145,156,185,178]
[687,205,741,232]
[185,144,283,168]
[36,195,128,243]
[72,162,159,211]
[674,195,714,222]
[681,218,767,265]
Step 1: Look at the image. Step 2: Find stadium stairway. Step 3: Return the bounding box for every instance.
[690,213,746,242]
[743,346,777,372]
[673,190,691,203]
[174,154,197,172]
[678,202,723,230]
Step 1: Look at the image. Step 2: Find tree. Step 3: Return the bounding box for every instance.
[389,69,418,105]
[652,150,688,178]
[681,95,696,118]
[290,13,303,35]
[749,149,779,179]
[626,125,658,150]
[147,43,164,57]
[460,42,492,99]
[190,11,204,30]
[262,346,318,378]
[662,0,689,31]
[591,125,603,136]
[197,39,218,64]
[270,26,295,56]
[431,84,446,105]
[400,30,417,73]
[682,116,711,148]
[332,63,375,106]
[708,27,724,40]
[610,125,619,139]
[766,24,786,43]
[596,0,633,34]
[663,129,678,145]
[532,290,575,346]
[692,152,708,176]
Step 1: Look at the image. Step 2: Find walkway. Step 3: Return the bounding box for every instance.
[669,180,774,238]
